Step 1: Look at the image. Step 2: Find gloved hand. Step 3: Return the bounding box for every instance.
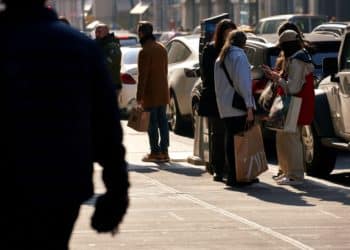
[91,192,129,235]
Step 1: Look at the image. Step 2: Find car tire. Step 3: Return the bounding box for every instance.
[168,93,185,134]
[302,125,337,177]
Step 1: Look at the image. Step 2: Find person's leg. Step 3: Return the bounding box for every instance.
[276,128,304,185]
[284,127,304,181]
[209,116,226,180]
[276,131,288,179]
[147,107,160,154]
[223,116,246,185]
[158,105,170,155]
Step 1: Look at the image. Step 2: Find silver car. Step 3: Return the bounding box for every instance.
[166,35,200,133]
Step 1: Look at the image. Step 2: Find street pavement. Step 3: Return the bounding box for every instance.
[70,121,350,250]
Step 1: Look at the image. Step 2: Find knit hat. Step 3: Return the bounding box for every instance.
[278,30,299,44]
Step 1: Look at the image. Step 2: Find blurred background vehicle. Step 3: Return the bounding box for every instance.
[111,30,139,47]
[254,14,328,41]
[312,22,350,36]
[118,46,141,115]
[166,34,200,133]
[159,31,189,44]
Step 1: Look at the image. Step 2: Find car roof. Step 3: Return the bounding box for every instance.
[168,34,200,52]
[259,14,327,22]
[304,32,342,42]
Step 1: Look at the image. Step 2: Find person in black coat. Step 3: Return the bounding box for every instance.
[1,1,129,249]
[199,19,236,182]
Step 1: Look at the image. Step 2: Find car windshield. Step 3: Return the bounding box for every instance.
[119,38,138,47]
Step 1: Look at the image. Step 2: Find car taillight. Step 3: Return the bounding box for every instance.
[120,73,136,85]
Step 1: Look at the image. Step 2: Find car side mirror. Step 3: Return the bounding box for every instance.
[323,57,339,82]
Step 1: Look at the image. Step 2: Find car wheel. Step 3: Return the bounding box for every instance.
[302,125,337,177]
[168,94,185,134]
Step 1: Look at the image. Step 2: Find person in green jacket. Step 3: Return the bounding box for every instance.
[95,23,122,97]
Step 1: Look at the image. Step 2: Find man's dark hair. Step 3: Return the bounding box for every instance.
[138,21,153,36]
[231,30,247,48]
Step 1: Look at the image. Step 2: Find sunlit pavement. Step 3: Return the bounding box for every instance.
[70,121,350,250]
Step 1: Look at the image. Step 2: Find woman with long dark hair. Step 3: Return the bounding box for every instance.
[214,30,256,187]
[199,19,236,182]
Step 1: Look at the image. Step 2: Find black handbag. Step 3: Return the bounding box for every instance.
[221,61,247,111]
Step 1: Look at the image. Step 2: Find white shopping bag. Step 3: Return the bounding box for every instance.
[265,96,302,133]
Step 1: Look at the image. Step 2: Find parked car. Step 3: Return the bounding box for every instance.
[255,14,327,35]
[306,25,350,176]
[312,21,350,36]
[159,31,189,44]
[166,34,200,133]
[118,46,141,114]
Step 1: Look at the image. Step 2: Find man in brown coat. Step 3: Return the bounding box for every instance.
[137,21,170,162]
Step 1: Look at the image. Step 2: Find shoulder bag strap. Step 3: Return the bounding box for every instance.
[221,60,234,88]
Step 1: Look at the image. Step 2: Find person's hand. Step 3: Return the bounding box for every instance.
[262,65,280,82]
[91,192,129,235]
[137,99,144,106]
[246,108,254,129]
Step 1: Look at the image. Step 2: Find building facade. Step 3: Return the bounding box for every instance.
[49,0,84,29]
[51,0,350,32]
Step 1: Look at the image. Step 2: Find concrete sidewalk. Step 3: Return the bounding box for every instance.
[70,121,350,250]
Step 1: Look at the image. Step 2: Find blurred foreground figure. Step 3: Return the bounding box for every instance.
[1,1,129,249]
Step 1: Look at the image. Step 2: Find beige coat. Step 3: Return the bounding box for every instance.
[137,40,170,108]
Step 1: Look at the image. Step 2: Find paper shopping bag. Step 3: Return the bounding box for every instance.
[127,108,150,132]
[234,124,268,182]
[265,95,302,133]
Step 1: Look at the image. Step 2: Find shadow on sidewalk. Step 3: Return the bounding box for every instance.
[225,178,350,206]
[128,162,207,177]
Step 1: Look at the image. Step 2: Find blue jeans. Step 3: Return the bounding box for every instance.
[145,105,169,153]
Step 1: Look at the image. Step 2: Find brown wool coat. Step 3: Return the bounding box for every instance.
[137,40,170,108]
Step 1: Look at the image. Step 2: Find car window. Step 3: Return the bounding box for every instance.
[167,41,191,64]
[262,20,285,34]
[245,47,257,65]
[293,17,309,33]
[308,40,340,79]
[122,49,140,64]
[311,18,327,31]
[255,22,263,34]
[340,34,350,70]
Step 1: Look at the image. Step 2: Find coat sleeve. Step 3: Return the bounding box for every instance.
[91,45,129,195]
[112,44,122,90]
[137,49,151,102]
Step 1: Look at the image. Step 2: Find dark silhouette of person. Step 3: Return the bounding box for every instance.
[59,15,70,25]
[1,1,129,249]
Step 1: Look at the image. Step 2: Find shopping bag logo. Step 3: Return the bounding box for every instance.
[246,151,267,179]
[234,125,268,182]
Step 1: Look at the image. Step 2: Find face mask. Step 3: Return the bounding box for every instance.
[280,41,300,58]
